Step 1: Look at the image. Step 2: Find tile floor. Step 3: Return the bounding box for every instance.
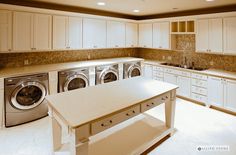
[0,98,236,155]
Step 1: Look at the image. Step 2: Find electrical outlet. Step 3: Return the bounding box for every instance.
[210,61,214,66]
[24,59,29,65]
[162,56,165,60]
[87,53,91,60]
[167,56,172,60]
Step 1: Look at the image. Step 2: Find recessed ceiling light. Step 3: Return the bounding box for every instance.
[206,0,215,2]
[97,2,106,6]
[133,9,140,13]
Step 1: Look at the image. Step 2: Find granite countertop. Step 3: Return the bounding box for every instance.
[144,60,236,80]
[0,57,144,78]
[46,77,178,128]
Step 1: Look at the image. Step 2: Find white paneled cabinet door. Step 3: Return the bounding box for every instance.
[53,15,67,50]
[164,73,177,85]
[68,17,82,49]
[0,10,12,53]
[196,19,209,52]
[13,11,33,51]
[139,23,152,48]
[224,79,236,111]
[208,18,223,53]
[144,64,153,79]
[125,23,138,47]
[153,22,170,49]
[208,76,224,107]
[107,21,125,48]
[177,76,191,98]
[83,18,106,49]
[224,17,236,55]
[34,14,52,50]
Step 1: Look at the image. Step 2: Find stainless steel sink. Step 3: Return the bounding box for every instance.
[160,62,208,71]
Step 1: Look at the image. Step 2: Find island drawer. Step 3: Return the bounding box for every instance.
[141,93,170,112]
[91,105,140,135]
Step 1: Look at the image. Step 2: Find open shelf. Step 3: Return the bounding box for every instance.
[171,20,195,34]
[171,22,178,33]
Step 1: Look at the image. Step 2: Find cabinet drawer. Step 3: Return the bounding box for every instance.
[141,93,170,112]
[179,71,191,77]
[191,86,207,96]
[91,105,140,135]
[191,73,207,80]
[164,68,178,74]
[153,66,164,72]
[153,71,164,77]
[191,93,207,103]
[191,79,207,88]
[154,76,164,81]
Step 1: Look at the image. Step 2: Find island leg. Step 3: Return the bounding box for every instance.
[69,124,90,155]
[165,90,176,136]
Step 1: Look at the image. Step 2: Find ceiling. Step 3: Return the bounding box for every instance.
[30,0,236,16]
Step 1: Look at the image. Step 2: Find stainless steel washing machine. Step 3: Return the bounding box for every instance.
[58,68,89,92]
[96,64,119,85]
[123,61,142,79]
[4,73,49,127]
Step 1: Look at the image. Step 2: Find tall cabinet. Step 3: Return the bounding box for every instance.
[125,23,138,47]
[139,23,153,48]
[153,22,170,50]
[0,10,12,53]
[107,21,125,48]
[13,11,52,52]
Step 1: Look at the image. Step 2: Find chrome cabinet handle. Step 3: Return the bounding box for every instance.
[126,110,136,116]
[101,120,113,127]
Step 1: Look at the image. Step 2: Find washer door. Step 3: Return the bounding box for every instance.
[10,81,47,110]
[100,69,118,84]
[128,65,141,78]
[64,74,89,91]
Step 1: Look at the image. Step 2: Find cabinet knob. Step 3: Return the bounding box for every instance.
[93,45,97,48]
[8,49,11,51]
[115,45,119,47]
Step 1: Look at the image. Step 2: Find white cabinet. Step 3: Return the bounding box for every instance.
[177,75,191,98]
[83,18,106,49]
[196,18,223,53]
[208,76,224,107]
[0,10,12,53]
[139,23,152,48]
[13,11,52,52]
[0,78,3,128]
[144,64,153,79]
[224,79,236,111]
[164,72,177,85]
[107,21,125,48]
[223,17,236,55]
[125,23,138,47]
[153,66,164,81]
[53,15,82,50]
[153,22,170,50]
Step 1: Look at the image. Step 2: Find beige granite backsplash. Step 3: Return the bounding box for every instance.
[137,48,236,72]
[0,48,137,68]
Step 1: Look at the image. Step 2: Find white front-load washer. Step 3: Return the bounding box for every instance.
[123,61,142,79]
[95,64,119,85]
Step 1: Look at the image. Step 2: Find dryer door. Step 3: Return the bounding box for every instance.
[64,74,89,91]
[10,81,47,110]
[128,65,141,78]
[100,69,118,84]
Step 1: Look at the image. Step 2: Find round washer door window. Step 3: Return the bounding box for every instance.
[100,69,118,84]
[64,74,89,91]
[128,66,141,78]
[11,82,47,110]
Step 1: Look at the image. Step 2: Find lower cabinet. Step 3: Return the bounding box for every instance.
[224,79,236,111]
[208,76,224,107]
[177,76,191,98]
[144,64,153,79]
[164,72,177,85]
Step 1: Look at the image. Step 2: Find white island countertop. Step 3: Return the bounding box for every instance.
[46,77,178,128]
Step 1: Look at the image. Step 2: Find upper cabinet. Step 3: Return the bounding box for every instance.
[83,18,106,49]
[13,11,52,52]
[153,22,170,50]
[53,15,82,50]
[0,10,12,53]
[223,17,236,55]
[196,18,223,54]
[107,21,125,48]
[125,23,138,47]
[138,23,153,48]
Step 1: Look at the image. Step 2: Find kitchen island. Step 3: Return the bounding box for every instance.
[46,77,178,155]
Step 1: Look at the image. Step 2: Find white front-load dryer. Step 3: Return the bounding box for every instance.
[96,64,119,85]
[123,61,142,79]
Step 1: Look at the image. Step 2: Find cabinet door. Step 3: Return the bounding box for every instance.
[153,22,170,49]
[0,10,12,53]
[139,23,152,48]
[144,64,153,79]
[107,21,125,48]
[34,13,52,50]
[196,19,209,52]
[224,79,236,111]
[125,23,138,47]
[209,18,223,53]
[224,17,236,54]
[13,11,33,51]
[68,16,82,49]
[177,76,191,98]
[164,73,177,85]
[83,18,106,49]
[53,15,67,50]
[208,76,224,107]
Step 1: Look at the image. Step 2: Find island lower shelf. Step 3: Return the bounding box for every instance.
[56,113,173,155]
